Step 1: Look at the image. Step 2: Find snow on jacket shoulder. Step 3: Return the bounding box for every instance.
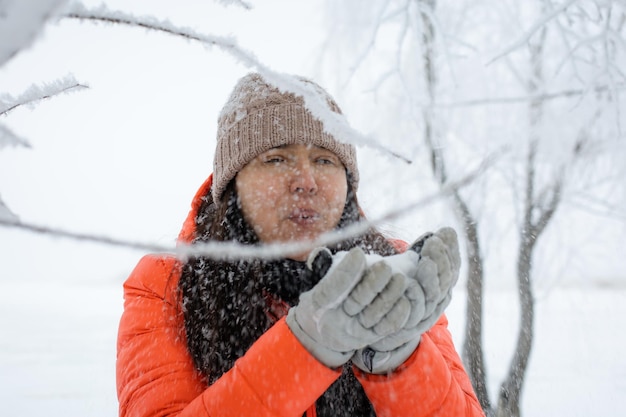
[116,174,484,417]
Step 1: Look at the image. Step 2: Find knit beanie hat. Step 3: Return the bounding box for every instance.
[212,73,359,203]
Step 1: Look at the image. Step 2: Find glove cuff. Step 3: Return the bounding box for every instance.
[286,309,353,369]
[352,336,421,374]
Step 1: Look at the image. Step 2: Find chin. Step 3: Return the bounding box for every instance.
[287,252,309,262]
[283,235,320,262]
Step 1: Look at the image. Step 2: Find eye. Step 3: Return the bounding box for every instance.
[263,155,286,164]
[315,154,340,166]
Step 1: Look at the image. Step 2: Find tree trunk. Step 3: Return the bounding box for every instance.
[417,0,492,412]
[496,24,547,417]
[458,195,491,412]
[496,237,535,417]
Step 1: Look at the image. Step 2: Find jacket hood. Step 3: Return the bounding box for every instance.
[178,174,213,244]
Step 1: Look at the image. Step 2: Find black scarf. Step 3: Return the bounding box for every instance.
[179,189,392,417]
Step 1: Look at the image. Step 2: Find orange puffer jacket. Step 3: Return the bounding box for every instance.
[116,174,485,417]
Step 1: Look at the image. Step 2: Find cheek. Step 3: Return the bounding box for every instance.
[324,178,348,221]
[331,194,347,219]
[240,188,271,219]
[237,175,284,228]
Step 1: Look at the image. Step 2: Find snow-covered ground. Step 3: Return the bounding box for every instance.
[0,280,120,416]
[1,252,624,416]
[448,284,626,416]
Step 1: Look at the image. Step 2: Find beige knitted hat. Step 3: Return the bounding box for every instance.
[212,73,359,203]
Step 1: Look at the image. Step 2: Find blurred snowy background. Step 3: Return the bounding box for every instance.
[1,0,625,416]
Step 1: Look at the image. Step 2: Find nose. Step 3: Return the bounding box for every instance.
[290,161,318,195]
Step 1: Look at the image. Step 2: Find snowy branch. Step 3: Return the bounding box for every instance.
[487,0,580,65]
[63,3,411,163]
[0,124,31,150]
[64,3,259,67]
[0,153,497,260]
[531,181,563,238]
[0,196,18,223]
[340,1,395,88]
[215,0,252,9]
[414,0,458,87]
[0,0,68,66]
[0,75,88,116]
[0,218,168,253]
[430,83,625,107]
[569,191,626,220]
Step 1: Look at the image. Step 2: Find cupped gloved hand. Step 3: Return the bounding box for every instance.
[352,227,461,374]
[286,247,412,369]
[418,227,461,322]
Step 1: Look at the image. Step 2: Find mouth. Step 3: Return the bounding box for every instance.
[288,208,320,224]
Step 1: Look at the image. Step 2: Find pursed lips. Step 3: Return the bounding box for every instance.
[287,208,320,225]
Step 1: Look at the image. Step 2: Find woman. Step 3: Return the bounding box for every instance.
[116,73,484,417]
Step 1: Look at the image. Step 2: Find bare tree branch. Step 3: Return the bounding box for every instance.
[63,3,412,164]
[568,192,626,219]
[0,196,18,222]
[64,4,260,67]
[487,0,580,65]
[0,153,497,261]
[414,0,459,87]
[0,124,31,150]
[0,0,68,66]
[0,77,88,116]
[531,181,563,237]
[340,0,393,88]
[0,218,168,253]
[215,0,253,10]
[430,83,625,107]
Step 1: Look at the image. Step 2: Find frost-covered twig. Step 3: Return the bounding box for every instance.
[0,218,169,253]
[0,0,68,66]
[0,124,31,150]
[63,3,411,163]
[215,0,252,10]
[430,83,626,107]
[414,0,458,87]
[64,3,259,67]
[0,196,18,223]
[487,0,580,65]
[0,152,496,260]
[569,191,626,220]
[340,0,393,88]
[0,75,88,116]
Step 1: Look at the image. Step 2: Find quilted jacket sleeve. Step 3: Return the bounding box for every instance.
[116,255,342,417]
[354,315,484,417]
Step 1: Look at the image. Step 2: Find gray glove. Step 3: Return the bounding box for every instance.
[286,247,412,368]
[353,227,461,374]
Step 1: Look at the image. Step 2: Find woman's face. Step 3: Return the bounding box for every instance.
[236,144,348,261]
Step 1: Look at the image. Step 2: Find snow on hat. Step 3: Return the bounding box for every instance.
[212,72,359,203]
